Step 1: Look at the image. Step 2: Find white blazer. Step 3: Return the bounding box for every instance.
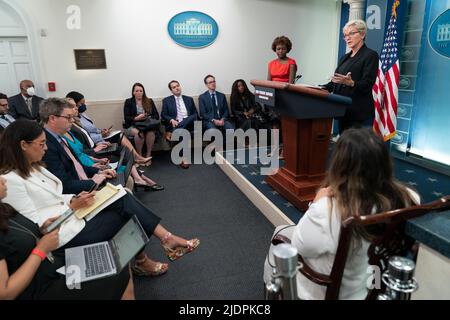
[2,168,86,248]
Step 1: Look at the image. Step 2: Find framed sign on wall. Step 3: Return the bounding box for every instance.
[74,49,107,69]
[168,11,219,48]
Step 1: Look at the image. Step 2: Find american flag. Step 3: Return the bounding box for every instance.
[373,0,400,141]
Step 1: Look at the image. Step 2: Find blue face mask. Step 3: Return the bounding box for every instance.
[78,103,87,113]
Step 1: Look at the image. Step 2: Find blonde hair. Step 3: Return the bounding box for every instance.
[343,19,367,39]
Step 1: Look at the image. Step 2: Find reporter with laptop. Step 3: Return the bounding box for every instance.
[0,176,132,300]
[66,91,152,166]
[63,99,163,191]
[0,114,199,278]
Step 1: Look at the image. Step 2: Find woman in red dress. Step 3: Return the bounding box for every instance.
[267,36,297,159]
[268,36,297,84]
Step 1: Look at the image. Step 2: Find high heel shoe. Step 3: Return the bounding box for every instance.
[136,156,152,167]
[161,232,200,261]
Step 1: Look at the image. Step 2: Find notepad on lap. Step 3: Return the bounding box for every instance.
[103,130,121,140]
[74,183,120,219]
[84,184,127,222]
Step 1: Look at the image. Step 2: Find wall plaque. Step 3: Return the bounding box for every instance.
[168,11,219,48]
[74,49,107,69]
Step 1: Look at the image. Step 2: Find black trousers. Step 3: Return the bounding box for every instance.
[35,266,130,300]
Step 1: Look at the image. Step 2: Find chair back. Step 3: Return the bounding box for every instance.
[272,195,450,300]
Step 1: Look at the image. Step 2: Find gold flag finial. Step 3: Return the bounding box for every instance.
[392,0,400,18]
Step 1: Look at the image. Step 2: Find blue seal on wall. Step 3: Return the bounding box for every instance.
[168,11,219,48]
[428,9,450,59]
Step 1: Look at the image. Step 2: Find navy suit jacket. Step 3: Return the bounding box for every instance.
[8,94,43,120]
[43,129,97,194]
[199,91,230,122]
[161,95,198,128]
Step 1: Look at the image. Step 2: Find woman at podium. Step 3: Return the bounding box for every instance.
[267,35,298,158]
[321,20,378,134]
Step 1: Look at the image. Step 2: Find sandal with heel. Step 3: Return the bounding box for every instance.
[161,232,200,261]
[131,256,168,277]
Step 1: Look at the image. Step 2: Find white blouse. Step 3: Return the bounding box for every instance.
[291,189,420,300]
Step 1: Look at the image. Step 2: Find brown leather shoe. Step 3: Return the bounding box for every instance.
[179,161,189,169]
[165,132,172,141]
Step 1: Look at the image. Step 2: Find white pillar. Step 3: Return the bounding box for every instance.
[343,0,366,21]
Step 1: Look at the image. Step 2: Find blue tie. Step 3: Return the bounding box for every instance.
[211,93,219,119]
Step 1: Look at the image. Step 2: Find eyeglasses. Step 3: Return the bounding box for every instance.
[0,103,8,107]
[27,140,47,148]
[206,80,216,85]
[343,31,360,38]
[54,115,75,121]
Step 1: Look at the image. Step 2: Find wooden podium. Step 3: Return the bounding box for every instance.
[251,80,351,211]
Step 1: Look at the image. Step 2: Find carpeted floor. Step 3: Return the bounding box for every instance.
[132,143,449,300]
[133,152,274,300]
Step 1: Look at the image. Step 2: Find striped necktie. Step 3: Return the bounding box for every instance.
[60,139,89,180]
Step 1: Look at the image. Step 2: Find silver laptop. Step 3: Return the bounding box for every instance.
[64,215,149,286]
[109,149,134,187]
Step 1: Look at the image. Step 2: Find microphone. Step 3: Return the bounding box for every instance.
[294,75,302,83]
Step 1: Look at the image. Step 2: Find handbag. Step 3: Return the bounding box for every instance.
[134,117,160,132]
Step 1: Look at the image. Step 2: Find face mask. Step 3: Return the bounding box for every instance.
[26,87,35,96]
[78,103,87,113]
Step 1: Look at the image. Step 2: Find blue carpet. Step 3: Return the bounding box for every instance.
[224,144,450,224]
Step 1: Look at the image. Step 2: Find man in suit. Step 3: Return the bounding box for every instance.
[0,93,15,134]
[8,80,44,120]
[39,97,116,194]
[161,80,198,138]
[199,75,234,132]
[161,81,198,169]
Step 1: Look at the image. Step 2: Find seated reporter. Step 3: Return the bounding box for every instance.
[199,75,234,132]
[230,79,267,131]
[0,177,132,300]
[64,99,163,191]
[39,98,115,195]
[65,97,115,158]
[0,93,15,135]
[265,128,419,299]
[123,83,160,160]
[64,129,162,191]
[66,91,151,166]
[161,80,198,137]
[0,120,200,276]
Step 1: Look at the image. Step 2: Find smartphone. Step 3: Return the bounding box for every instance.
[87,183,98,193]
[46,208,74,233]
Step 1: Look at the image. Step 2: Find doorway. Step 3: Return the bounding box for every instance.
[0,37,34,96]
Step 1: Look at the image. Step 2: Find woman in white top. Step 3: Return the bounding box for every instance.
[268,128,420,299]
[0,120,200,277]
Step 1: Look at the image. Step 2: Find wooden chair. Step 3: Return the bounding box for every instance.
[272,195,450,300]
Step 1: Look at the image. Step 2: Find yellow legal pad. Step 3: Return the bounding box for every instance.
[74,183,120,219]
